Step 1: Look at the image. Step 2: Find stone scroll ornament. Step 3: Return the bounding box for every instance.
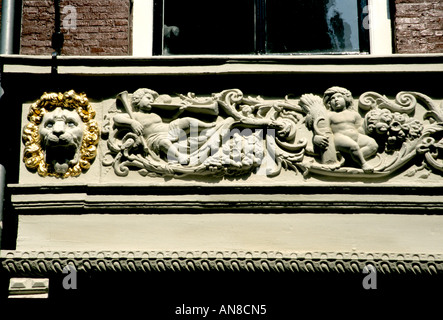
[102,88,305,178]
[299,87,443,178]
[22,91,100,178]
[102,87,443,179]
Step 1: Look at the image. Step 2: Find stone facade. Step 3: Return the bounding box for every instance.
[20,0,131,55]
[0,55,442,309]
[1,0,443,312]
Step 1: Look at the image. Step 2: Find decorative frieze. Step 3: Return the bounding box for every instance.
[1,250,441,275]
[101,87,443,181]
[102,88,304,178]
[21,87,443,181]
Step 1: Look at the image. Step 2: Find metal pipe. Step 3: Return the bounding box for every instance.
[52,0,64,74]
[0,164,5,248]
[0,0,16,54]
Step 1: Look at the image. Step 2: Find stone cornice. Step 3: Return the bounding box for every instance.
[1,250,441,275]
[2,53,443,65]
[2,54,443,75]
[9,184,443,214]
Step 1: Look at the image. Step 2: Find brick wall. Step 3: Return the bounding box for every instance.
[21,0,131,55]
[395,0,443,53]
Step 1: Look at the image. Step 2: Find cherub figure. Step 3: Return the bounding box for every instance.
[113,88,215,164]
[300,86,378,172]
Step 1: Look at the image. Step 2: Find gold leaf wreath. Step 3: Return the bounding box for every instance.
[22,90,100,178]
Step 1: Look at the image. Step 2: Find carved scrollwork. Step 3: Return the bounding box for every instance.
[22,91,100,178]
[358,91,417,115]
[102,88,306,178]
[296,87,443,179]
[2,250,442,275]
[102,87,443,180]
[360,91,443,178]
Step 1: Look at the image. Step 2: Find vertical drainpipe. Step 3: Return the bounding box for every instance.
[0,0,16,54]
[0,164,5,248]
[51,0,64,75]
[0,0,14,245]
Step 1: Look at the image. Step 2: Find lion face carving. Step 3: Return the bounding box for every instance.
[39,108,85,175]
[22,91,99,178]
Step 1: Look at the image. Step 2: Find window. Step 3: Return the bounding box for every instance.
[153,0,370,55]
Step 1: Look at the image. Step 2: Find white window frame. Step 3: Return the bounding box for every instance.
[132,0,154,56]
[368,0,393,55]
[132,0,392,57]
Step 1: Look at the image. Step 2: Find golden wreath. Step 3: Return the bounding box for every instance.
[22,90,99,178]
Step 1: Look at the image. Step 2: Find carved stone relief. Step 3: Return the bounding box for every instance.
[23,87,443,181]
[102,87,443,181]
[298,87,443,178]
[102,88,304,178]
[22,91,100,178]
[2,250,442,275]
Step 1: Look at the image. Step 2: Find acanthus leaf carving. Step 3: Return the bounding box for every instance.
[358,91,417,115]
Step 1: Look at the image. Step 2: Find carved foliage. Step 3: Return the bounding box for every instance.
[102,87,443,180]
[22,91,100,178]
[359,91,443,178]
[102,88,306,178]
[298,88,443,178]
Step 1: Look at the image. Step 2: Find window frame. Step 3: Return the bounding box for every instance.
[132,0,393,57]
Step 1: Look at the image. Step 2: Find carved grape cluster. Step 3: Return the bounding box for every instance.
[364,108,423,151]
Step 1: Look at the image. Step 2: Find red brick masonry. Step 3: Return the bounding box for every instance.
[395,0,443,53]
[20,0,131,55]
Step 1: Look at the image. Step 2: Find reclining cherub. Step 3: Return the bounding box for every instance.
[300,86,378,172]
[113,88,215,164]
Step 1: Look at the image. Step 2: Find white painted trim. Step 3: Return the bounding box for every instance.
[132,0,153,57]
[6,62,443,75]
[131,0,392,56]
[368,0,393,55]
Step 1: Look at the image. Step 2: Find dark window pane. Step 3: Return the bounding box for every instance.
[163,0,255,55]
[266,0,362,53]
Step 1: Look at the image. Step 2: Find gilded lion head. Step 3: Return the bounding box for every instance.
[22,90,99,178]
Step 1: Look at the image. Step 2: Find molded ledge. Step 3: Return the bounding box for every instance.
[1,250,441,275]
[9,184,443,214]
[2,54,443,75]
